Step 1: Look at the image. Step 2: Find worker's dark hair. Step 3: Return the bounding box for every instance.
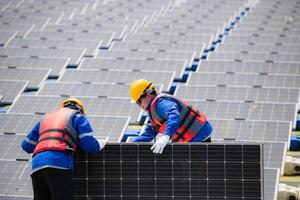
[150,89,157,95]
[64,102,81,112]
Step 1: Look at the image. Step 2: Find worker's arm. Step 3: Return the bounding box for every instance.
[21,122,39,153]
[151,98,181,154]
[156,98,181,138]
[132,123,158,142]
[74,114,104,153]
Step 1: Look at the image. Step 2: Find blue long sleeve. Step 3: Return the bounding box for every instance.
[155,98,181,138]
[132,123,158,142]
[73,114,100,154]
[133,97,182,142]
[21,122,39,153]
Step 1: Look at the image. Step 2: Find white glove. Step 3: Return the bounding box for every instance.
[150,135,170,154]
[97,138,108,151]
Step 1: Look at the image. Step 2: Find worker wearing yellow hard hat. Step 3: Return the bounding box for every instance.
[21,98,107,200]
[130,79,213,154]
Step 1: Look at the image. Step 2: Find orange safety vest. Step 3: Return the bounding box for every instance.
[148,93,207,142]
[33,108,79,156]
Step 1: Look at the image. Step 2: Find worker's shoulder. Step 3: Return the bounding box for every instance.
[72,112,89,123]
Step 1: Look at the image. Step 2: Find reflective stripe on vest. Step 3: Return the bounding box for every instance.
[33,108,79,155]
[149,93,207,142]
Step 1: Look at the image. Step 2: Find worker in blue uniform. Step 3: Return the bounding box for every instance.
[129,79,213,154]
[21,98,107,200]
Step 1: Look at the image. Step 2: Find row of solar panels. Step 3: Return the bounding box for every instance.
[0,0,297,199]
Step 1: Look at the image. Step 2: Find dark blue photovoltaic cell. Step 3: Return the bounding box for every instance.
[73,143,263,199]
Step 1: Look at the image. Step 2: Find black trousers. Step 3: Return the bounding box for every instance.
[31,168,73,200]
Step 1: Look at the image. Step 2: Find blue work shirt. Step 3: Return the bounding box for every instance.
[21,112,101,174]
[132,95,213,142]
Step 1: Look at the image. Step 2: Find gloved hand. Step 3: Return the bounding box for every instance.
[151,135,170,154]
[97,138,108,151]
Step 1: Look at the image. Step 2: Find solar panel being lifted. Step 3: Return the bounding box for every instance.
[73,143,263,200]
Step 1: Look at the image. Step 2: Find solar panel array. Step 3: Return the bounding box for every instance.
[0,0,298,199]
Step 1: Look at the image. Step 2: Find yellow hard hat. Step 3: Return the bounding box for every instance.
[60,98,86,115]
[129,79,155,103]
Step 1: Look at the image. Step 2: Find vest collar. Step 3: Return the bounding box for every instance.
[146,93,159,111]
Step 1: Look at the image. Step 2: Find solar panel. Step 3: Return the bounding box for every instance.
[234,28,300,37]
[0,113,43,135]
[0,57,69,77]
[216,43,300,54]
[197,60,300,75]
[210,139,286,174]
[157,13,234,23]
[210,119,291,144]
[0,113,130,142]
[222,35,300,45]
[188,72,300,89]
[8,96,143,122]
[212,140,282,200]
[137,26,221,36]
[124,33,214,44]
[0,24,34,38]
[0,196,32,200]
[3,5,74,17]
[0,80,28,104]
[73,143,263,199]
[16,1,87,14]
[229,28,299,37]
[87,115,130,142]
[37,82,162,98]
[0,16,49,29]
[97,48,196,67]
[0,68,51,89]
[0,134,31,160]
[264,168,280,200]
[208,52,300,63]
[57,18,138,32]
[145,21,226,30]
[42,24,128,40]
[1,10,64,24]
[0,31,17,46]
[235,22,297,31]
[0,160,32,197]
[155,17,230,27]
[110,41,206,57]
[0,47,86,66]
[175,85,300,105]
[263,143,286,173]
[25,31,116,48]
[79,57,187,79]
[6,38,102,57]
[58,69,175,91]
[189,100,297,127]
